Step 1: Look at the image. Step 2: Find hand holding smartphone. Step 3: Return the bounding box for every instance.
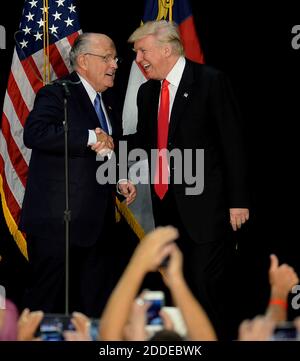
[37,314,99,341]
[143,291,165,334]
[37,314,74,341]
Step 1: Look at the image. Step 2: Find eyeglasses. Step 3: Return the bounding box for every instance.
[84,52,121,64]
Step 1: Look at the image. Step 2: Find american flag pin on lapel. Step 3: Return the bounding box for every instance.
[183,92,188,98]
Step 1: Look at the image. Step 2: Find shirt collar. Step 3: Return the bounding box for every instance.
[77,73,98,103]
[165,56,186,87]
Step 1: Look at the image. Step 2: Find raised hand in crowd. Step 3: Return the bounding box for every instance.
[64,312,92,341]
[266,254,299,322]
[100,226,179,341]
[238,254,299,341]
[238,315,275,341]
[17,308,44,341]
[100,225,217,341]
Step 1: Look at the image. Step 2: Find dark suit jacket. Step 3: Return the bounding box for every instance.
[19,72,121,247]
[133,59,249,244]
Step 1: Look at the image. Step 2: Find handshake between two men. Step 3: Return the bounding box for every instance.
[91,127,114,156]
[89,127,136,206]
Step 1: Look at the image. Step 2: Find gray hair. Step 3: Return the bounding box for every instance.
[69,33,93,69]
[128,20,184,56]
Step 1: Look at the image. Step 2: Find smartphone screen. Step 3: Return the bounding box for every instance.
[271,322,298,341]
[39,323,64,341]
[90,318,100,341]
[38,314,75,341]
[143,291,165,326]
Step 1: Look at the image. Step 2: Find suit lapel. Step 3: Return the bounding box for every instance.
[143,81,161,148]
[168,61,195,142]
[102,91,118,136]
[68,72,100,129]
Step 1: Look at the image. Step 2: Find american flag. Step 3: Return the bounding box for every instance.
[0,0,81,259]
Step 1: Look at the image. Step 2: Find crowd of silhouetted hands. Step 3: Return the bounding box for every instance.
[1,227,300,341]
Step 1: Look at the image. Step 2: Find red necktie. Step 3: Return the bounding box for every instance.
[154,79,170,199]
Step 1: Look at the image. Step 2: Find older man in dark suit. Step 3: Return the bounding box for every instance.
[20,33,136,317]
[128,20,249,338]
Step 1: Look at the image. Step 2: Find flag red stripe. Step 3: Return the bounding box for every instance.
[179,16,204,64]
[21,56,44,94]
[49,43,69,78]
[6,73,30,126]
[67,31,80,46]
[1,114,28,187]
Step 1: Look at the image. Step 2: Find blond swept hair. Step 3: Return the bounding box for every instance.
[128,20,184,56]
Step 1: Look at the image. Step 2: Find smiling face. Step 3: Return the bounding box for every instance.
[128,20,183,81]
[133,34,177,81]
[76,34,118,92]
[134,35,166,80]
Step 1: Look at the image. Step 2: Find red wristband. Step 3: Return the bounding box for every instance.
[268,298,288,309]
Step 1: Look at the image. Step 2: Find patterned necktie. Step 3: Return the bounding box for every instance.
[94,93,109,134]
[154,79,170,200]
